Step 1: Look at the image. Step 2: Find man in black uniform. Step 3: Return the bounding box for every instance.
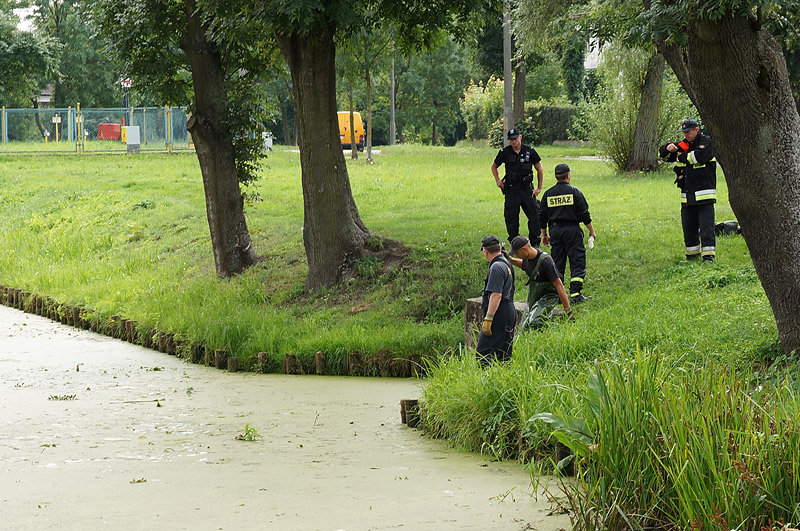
[539,164,596,304]
[491,129,545,246]
[506,236,573,332]
[659,119,717,262]
[476,235,516,366]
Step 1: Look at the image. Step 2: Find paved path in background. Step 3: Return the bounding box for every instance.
[0,305,569,530]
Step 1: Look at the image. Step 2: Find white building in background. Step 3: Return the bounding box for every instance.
[585,39,601,70]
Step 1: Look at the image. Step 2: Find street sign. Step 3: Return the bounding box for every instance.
[121,78,132,88]
[52,115,61,124]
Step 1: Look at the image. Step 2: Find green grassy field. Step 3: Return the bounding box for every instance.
[2,144,797,526]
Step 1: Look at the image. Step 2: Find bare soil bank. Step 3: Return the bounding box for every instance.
[0,305,569,530]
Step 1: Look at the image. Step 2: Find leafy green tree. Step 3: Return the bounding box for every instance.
[396,36,471,145]
[0,2,57,106]
[337,12,392,163]
[94,0,266,278]
[638,0,800,355]
[30,0,118,107]
[252,0,497,288]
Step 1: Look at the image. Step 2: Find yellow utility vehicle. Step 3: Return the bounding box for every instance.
[337,111,364,151]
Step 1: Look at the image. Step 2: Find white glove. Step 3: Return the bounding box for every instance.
[587,236,595,249]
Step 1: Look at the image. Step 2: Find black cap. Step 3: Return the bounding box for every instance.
[481,235,501,249]
[680,119,699,132]
[555,163,570,176]
[507,128,520,139]
[509,236,529,256]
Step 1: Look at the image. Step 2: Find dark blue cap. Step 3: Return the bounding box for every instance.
[680,119,699,132]
[481,235,501,249]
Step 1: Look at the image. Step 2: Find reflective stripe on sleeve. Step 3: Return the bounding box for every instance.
[688,151,697,164]
[695,189,716,201]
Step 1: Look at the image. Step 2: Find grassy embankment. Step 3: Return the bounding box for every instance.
[0,144,588,370]
[2,143,797,525]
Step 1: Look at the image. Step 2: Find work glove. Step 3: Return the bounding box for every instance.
[481,316,493,336]
[587,236,595,249]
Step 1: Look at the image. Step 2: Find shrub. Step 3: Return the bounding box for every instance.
[526,100,578,144]
[460,77,504,140]
[577,44,696,170]
[487,116,543,149]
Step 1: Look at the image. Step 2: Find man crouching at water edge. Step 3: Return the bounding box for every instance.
[477,236,516,367]
[506,236,573,332]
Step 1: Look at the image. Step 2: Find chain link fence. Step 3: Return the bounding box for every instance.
[0,106,192,154]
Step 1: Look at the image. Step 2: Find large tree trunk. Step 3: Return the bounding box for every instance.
[276,27,372,289]
[180,0,257,278]
[513,58,526,125]
[626,51,664,172]
[657,15,800,354]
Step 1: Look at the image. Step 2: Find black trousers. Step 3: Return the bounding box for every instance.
[503,186,541,246]
[476,300,516,366]
[550,223,586,296]
[681,202,716,258]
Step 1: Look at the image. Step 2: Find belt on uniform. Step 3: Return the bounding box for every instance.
[550,221,579,227]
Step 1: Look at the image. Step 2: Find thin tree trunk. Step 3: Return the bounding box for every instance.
[658,15,800,354]
[348,83,357,160]
[431,121,437,146]
[626,51,664,172]
[502,5,513,145]
[276,27,373,289]
[513,58,526,125]
[180,0,257,278]
[390,56,396,145]
[366,66,373,163]
[280,99,291,145]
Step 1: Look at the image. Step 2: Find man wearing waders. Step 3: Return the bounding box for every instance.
[658,119,717,262]
[476,236,516,366]
[506,236,573,331]
[539,164,596,304]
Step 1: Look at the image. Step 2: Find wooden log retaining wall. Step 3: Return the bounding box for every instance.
[463,297,528,349]
[0,284,424,378]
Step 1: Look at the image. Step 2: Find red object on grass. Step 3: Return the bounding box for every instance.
[97,123,121,140]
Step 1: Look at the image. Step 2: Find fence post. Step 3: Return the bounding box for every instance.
[166,105,172,153]
[76,102,82,154]
[67,106,72,143]
[2,106,5,143]
[142,108,147,145]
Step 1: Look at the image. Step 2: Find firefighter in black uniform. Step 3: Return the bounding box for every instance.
[476,235,516,366]
[539,164,596,304]
[659,119,717,262]
[491,129,545,246]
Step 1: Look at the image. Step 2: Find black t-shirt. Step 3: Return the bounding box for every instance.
[494,144,541,186]
[521,252,561,283]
